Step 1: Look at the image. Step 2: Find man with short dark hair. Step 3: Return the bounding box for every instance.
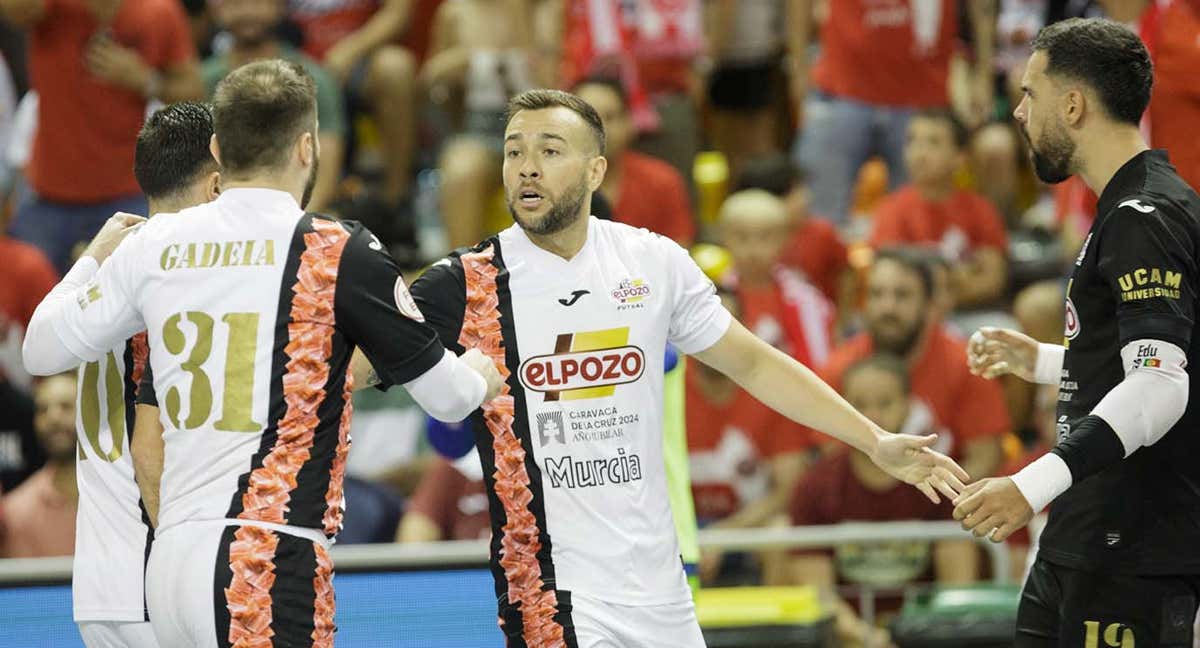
[23,60,503,646]
[960,17,1200,647]
[409,87,966,647]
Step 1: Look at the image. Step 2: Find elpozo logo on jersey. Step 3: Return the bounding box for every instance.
[519,327,645,401]
[1064,278,1081,346]
[611,278,651,309]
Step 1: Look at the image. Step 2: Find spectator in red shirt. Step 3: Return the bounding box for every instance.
[718,189,833,367]
[1147,0,1200,193]
[686,289,815,582]
[735,154,852,319]
[786,354,977,647]
[0,0,202,274]
[789,0,997,227]
[396,451,490,542]
[871,110,1010,308]
[822,248,1010,479]
[575,77,695,245]
[288,0,421,208]
[0,372,77,558]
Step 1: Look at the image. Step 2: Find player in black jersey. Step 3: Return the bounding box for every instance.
[956,17,1200,647]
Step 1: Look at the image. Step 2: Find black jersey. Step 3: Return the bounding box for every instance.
[1040,150,1200,574]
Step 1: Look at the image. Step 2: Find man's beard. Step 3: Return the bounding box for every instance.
[508,176,589,236]
[301,156,319,210]
[871,316,922,356]
[1025,120,1075,184]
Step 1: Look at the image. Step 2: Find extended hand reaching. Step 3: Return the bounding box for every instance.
[869,433,969,504]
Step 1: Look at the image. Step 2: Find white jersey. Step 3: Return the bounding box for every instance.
[72,335,152,622]
[45,188,446,541]
[410,218,731,645]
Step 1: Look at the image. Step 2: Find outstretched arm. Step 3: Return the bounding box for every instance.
[693,319,967,503]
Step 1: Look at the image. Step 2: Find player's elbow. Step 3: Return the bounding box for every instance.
[21,324,68,376]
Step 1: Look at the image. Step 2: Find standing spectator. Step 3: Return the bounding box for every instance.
[787,354,977,648]
[789,0,997,227]
[542,0,705,181]
[289,0,421,208]
[0,372,77,558]
[397,450,490,542]
[574,77,695,245]
[718,189,834,367]
[870,109,1010,309]
[735,153,851,312]
[205,0,347,212]
[0,0,201,274]
[703,0,786,176]
[423,0,537,248]
[1146,0,1200,192]
[821,248,1011,479]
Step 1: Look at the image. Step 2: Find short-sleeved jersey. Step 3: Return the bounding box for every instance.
[72,333,152,622]
[409,218,731,643]
[1042,150,1200,574]
[49,188,444,540]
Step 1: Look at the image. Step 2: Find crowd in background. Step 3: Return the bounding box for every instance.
[0,0,1197,645]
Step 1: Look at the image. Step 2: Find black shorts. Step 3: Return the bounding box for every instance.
[707,58,779,111]
[1016,558,1200,647]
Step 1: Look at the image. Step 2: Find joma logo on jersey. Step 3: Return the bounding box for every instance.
[1117,267,1182,302]
[611,278,651,305]
[519,328,645,401]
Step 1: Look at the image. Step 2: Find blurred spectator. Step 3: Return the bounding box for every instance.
[397,449,489,542]
[0,372,77,558]
[424,0,536,248]
[970,120,1039,229]
[574,77,694,245]
[703,0,786,176]
[1,0,202,273]
[821,248,1011,479]
[786,354,977,648]
[686,289,815,583]
[289,0,421,207]
[790,0,996,227]
[0,183,57,491]
[718,189,833,366]
[544,0,704,181]
[870,109,1009,309]
[204,0,346,212]
[180,0,216,58]
[734,153,852,321]
[1146,0,1200,192]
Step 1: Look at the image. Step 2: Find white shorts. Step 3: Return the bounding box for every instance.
[78,621,159,648]
[146,520,335,648]
[570,593,706,648]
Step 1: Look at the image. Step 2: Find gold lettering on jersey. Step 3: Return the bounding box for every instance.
[1116,267,1182,301]
[160,240,277,271]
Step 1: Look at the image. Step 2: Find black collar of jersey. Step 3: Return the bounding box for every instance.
[1096,149,1171,216]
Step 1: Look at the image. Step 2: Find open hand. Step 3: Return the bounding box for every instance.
[952,477,1034,542]
[85,34,151,94]
[870,433,969,504]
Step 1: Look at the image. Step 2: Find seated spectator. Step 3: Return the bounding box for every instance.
[397,450,489,543]
[574,77,695,245]
[0,200,58,491]
[288,0,420,208]
[870,109,1009,308]
[1,0,202,274]
[822,248,1011,479]
[735,154,851,314]
[719,189,834,367]
[786,354,978,648]
[686,289,815,583]
[970,121,1039,229]
[205,0,346,212]
[0,372,77,557]
[423,0,537,248]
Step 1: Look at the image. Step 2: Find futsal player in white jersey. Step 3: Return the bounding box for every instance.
[23,60,502,647]
[67,101,220,648]
[403,88,970,648]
